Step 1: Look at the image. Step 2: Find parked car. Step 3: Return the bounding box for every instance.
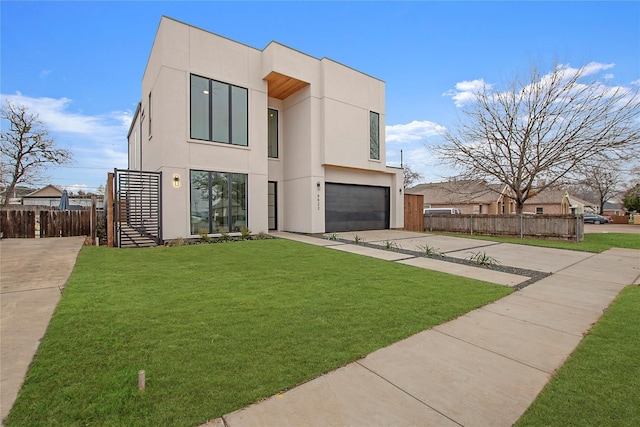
[424,208,461,214]
[583,213,609,224]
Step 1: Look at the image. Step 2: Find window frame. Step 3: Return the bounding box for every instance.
[268,181,277,230]
[268,108,279,158]
[148,92,152,138]
[190,74,249,147]
[369,111,380,160]
[189,169,249,234]
[536,206,544,215]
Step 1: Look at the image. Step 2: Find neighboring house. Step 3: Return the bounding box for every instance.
[522,190,593,215]
[0,185,35,205]
[602,201,626,216]
[21,184,104,209]
[128,16,403,240]
[407,180,591,215]
[406,180,515,214]
[21,185,63,207]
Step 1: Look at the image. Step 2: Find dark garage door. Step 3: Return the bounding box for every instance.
[325,183,390,232]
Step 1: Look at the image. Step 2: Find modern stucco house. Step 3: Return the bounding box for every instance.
[127,16,403,241]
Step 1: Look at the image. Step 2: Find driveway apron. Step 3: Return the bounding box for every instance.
[0,237,85,422]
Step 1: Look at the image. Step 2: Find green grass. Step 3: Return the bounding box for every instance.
[6,239,511,427]
[516,286,640,426]
[440,232,640,253]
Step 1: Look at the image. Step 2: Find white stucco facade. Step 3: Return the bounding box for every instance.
[128,16,403,240]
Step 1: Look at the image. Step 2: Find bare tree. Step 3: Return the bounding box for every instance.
[403,164,423,188]
[437,63,640,213]
[1,100,72,206]
[574,163,623,214]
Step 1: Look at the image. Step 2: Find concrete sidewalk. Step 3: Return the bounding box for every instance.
[0,237,85,422]
[207,231,639,427]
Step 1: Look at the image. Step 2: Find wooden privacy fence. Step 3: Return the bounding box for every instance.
[404,194,425,232]
[0,209,93,239]
[423,214,584,241]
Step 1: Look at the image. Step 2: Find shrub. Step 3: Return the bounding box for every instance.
[416,243,443,257]
[467,251,500,266]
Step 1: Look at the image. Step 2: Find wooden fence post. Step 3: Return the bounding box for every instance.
[107,172,114,247]
[91,196,97,245]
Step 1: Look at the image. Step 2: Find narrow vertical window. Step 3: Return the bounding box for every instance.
[231,174,248,231]
[212,81,230,143]
[148,92,152,137]
[190,170,210,235]
[268,181,277,230]
[231,86,248,146]
[268,108,278,158]
[370,111,380,160]
[191,75,210,140]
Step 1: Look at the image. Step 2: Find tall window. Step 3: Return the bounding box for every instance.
[268,181,277,230]
[268,108,278,158]
[370,111,380,160]
[148,92,152,137]
[190,74,248,146]
[190,170,248,234]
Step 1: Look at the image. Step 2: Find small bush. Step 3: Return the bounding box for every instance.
[217,228,231,242]
[353,234,364,244]
[240,226,252,240]
[416,244,442,257]
[382,239,400,251]
[327,232,339,241]
[198,229,211,243]
[166,237,185,247]
[467,251,500,266]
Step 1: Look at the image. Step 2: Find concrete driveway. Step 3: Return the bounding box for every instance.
[585,223,640,234]
[336,229,596,273]
[212,231,639,427]
[0,237,85,422]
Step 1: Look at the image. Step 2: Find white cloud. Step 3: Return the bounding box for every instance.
[442,79,490,107]
[4,92,131,144]
[386,120,446,144]
[384,119,454,184]
[443,63,622,109]
[1,92,130,189]
[631,79,640,86]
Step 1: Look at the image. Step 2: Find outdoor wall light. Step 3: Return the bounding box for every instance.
[173,174,181,188]
[317,181,321,190]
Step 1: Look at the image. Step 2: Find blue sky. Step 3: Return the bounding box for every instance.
[2,1,639,192]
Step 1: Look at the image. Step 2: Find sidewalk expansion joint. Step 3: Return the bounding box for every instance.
[441,241,502,254]
[478,306,585,338]
[553,251,600,275]
[431,329,553,375]
[513,292,610,314]
[355,361,464,427]
[0,285,63,295]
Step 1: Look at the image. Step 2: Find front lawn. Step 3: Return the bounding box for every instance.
[442,232,640,252]
[515,286,640,426]
[6,239,511,427]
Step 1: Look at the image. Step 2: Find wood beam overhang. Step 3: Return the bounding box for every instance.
[264,71,309,100]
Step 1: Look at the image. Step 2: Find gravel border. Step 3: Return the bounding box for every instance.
[323,237,551,290]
